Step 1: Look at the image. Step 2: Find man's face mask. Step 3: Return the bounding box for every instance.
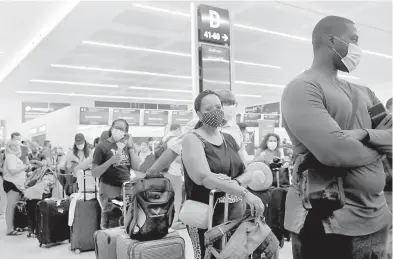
[223,105,236,121]
[331,36,362,73]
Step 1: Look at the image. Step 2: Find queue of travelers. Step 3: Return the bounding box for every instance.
[0,14,391,259]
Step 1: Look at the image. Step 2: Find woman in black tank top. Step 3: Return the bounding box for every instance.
[182,90,264,259]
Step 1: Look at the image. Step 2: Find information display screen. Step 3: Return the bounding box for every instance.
[79,107,110,125]
[143,110,169,126]
[113,109,141,126]
[200,44,231,92]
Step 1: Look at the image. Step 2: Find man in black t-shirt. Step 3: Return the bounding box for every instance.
[28,142,47,171]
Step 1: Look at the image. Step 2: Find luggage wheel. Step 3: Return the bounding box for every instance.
[74,249,81,254]
[39,243,42,248]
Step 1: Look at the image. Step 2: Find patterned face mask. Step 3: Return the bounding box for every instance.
[201,109,225,128]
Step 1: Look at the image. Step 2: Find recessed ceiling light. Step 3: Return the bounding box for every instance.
[131,4,392,59]
[30,79,119,88]
[51,64,192,80]
[82,40,281,69]
[235,81,285,88]
[15,91,193,103]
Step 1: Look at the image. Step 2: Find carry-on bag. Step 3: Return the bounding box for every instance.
[267,187,288,248]
[94,227,127,259]
[14,200,28,231]
[124,173,175,241]
[93,181,133,259]
[36,198,70,247]
[69,170,101,254]
[116,231,185,259]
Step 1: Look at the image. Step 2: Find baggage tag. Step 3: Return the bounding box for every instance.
[56,200,64,214]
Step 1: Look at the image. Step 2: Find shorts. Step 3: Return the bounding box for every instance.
[3,180,22,194]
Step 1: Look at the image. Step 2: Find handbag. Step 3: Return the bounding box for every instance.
[179,200,210,229]
[298,85,359,216]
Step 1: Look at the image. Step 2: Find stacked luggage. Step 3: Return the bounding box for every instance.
[94,173,186,259]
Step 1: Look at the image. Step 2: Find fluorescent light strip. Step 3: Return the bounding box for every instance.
[51,64,192,80]
[82,40,280,69]
[237,94,262,98]
[15,91,193,103]
[30,79,191,93]
[132,3,191,17]
[30,79,119,88]
[202,58,229,63]
[128,86,191,93]
[203,79,230,85]
[131,4,392,59]
[0,1,80,84]
[82,41,191,57]
[235,81,285,88]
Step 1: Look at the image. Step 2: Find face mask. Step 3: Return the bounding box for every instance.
[201,109,224,128]
[267,142,277,151]
[223,105,236,121]
[331,36,362,72]
[111,128,125,142]
[76,144,84,150]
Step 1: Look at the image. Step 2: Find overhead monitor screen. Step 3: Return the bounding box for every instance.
[199,44,231,92]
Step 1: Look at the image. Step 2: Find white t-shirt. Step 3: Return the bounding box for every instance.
[166,137,182,177]
[4,153,26,191]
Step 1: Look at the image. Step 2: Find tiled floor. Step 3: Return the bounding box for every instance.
[0,217,293,259]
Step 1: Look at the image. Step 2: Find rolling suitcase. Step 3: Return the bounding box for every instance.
[36,198,70,247]
[94,227,128,259]
[69,171,101,254]
[93,181,133,259]
[116,231,185,259]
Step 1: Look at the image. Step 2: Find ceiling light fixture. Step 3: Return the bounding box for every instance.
[132,3,191,17]
[235,80,285,88]
[51,64,192,80]
[15,91,193,103]
[30,79,119,88]
[82,40,281,69]
[236,94,262,98]
[203,79,230,85]
[0,1,80,84]
[128,86,192,93]
[82,41,191,57]
[131,4,392,59]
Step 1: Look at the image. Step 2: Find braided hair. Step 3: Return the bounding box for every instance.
[194,90,221,129]
[108,118,129,137]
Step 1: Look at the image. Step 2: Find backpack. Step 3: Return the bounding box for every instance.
[124,173,175,241]
[25,166,54,188]
[139,136,175,173]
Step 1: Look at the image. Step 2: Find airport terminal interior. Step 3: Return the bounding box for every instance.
[0,1,391,259]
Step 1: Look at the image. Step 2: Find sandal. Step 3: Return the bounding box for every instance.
[6,230,22,236]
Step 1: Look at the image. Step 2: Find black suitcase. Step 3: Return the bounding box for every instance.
[36,198,70,247]
[267,187,288,247]
[14,201,28,231]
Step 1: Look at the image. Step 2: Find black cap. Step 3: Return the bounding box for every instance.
[74,133,85,145]
[237,123,247,130]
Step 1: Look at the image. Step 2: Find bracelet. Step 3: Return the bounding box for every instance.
[361,129,370,145]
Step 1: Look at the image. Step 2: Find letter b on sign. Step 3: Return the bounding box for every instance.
[209,10,220,28]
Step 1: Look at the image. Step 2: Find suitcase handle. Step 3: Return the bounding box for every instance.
[208,190,229,248]
[83,170,97,201]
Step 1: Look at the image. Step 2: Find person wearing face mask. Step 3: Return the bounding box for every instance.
[182,90,263,259]
[3,140,29,235]
[254,133,282,166]
[282,16,392,259]
[215,90,249,166]
[92,119,140,229]
[61,133,90,177]
[138,141,152,163]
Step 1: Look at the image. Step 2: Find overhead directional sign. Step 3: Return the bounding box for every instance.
[143,110,169,126]
[172,111,193,126]
[79,107,110,125]
[113,109,141,126]
[198,5,230,45]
